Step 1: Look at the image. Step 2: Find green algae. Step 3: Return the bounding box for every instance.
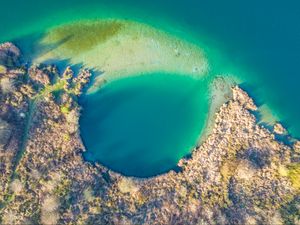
[47,20,124,54]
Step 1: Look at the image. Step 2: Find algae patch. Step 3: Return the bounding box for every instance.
[45,21,124,54]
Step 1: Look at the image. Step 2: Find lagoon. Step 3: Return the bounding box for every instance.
[80,73,209,177]
[1,0,300,176]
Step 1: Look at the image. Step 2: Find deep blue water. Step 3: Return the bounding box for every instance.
[80,74,209,177]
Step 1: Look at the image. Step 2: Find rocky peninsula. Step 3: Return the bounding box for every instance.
[0,43,299,225]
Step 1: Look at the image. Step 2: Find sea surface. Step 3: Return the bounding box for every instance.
[1,0,300,177]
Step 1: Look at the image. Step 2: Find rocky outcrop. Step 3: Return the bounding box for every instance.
[274,122,287,135]
[232,86,257,111]
[0,42,21,68]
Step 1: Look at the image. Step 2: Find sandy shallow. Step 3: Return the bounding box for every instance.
[34,19,209,93]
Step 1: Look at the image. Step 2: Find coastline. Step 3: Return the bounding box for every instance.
[13,16,292,138]
[1,38,299,224]
[196,75,236,145]
[1,52,299,223]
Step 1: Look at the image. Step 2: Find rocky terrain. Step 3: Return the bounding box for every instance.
[0,43,299,225]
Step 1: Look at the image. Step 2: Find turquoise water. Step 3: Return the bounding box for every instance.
[80,74,209,177]
[1,0,300,176]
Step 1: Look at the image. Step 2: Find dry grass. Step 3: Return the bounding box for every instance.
[118,178,139,194]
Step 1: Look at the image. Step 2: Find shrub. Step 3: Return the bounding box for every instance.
[60,105,70,114]
[41,211,59,225]
[0,77,15,94]
[287,163,300,190]
[41,195,59,224]
[10,179,23,194]
[118,178,139,194]
[42,195,59,213]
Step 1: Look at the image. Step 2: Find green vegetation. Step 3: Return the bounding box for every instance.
[0,64,7,73]
[63,133,70,141]
[38,79,66,98]
[54,179,71,198]
[47,20,124,54]
[60,105,70,114]
[287,163,300,190]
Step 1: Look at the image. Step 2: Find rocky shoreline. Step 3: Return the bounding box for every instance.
[0,43,299,224]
